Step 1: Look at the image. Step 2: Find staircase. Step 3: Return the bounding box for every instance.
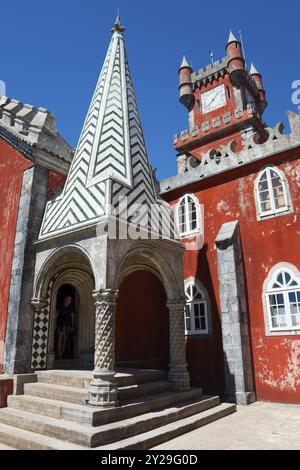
[0,369,236,450]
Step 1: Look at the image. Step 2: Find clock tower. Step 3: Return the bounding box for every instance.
[175,31,267,167]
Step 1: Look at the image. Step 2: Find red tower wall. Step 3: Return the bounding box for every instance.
[165,149,300,403]
[0,140,32,372]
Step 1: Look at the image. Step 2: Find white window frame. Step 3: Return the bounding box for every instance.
[184,279,209,335]
[176,193,201,238]
[263,263,300,336]
[254,166,292,220]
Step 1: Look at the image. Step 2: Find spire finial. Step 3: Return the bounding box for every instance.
[227,29,238,45]
[179,55,191,69]
[111,15,125,33]
[249,62,260,76]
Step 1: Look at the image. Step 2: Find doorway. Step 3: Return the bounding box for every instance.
[55,284,77,361]
[115,270,169,370]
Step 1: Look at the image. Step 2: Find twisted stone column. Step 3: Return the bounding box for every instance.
[88,289,119,407]
[167,300,190,391]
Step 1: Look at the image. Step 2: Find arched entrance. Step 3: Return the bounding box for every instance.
[31,246,96,371]
[115,270,169,370]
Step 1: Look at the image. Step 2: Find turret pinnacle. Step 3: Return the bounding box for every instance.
[249,63,260,76]
[111,15,125,34]
[179,56,191,70]
[227,30,238,45]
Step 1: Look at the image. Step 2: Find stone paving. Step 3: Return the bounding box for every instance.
[153,402,300,450]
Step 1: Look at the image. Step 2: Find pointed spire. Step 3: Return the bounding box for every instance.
[227,30,238,45]
[39,18,160,239]
[179,55,191,69]
[249,62,260,76]
[111,15,125,34]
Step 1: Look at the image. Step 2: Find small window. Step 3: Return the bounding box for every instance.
[226,86,231,100]
[266,268,300,332]
[196,99,201,112]
[176,194,201,237]
[185,280,208,335]
[255,166,291,219]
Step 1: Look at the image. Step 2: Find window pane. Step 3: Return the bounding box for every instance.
[260,171,267,181]
[277,273,284,285]
[199,303,206,317]
[289,290,300,327]
[192,302,207,331]
[192,286,197,299]
[284,272,291,285]
[191,219,197,230]
[185,285,192,301]
[274,194,286,209]
[268,293,287,328]
[200,317,206,330]
[194,316,200,330]
[179,202,186,234]
[291,314,300,327]
[259,190,270,202]
[185,304,191,330]
[258,180,268,192]
[260,197,272,212]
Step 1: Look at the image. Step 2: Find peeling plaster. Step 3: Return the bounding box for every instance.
[255,337,300,392]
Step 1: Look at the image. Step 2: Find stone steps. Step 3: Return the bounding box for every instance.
[36,369,167,389]
[0,369,236,450]
[0,395,225,448]
[0,422,84,450]
[0,442,16,450]
[8,388,202,426]
[24,382,89,405]
[23,380,172,405]
[97,403,237,450]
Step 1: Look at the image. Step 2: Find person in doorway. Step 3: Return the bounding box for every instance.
[56,294,75,360]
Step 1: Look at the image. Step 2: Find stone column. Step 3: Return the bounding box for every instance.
[30,298,47,368]
[215,221,256,405]
[88,289,119,407]
[167,300,190,391]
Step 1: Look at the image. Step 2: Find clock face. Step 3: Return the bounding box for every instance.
[201,84,226,114]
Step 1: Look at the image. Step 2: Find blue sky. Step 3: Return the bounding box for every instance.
[1,0,299,179]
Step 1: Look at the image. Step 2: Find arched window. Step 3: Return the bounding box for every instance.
[177,194,201,237]
[266,267,300,332]
[255,166,290,218]
[185,280,208,335]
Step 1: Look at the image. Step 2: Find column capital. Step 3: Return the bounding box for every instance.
[93,289,119,304]
[31,298,47,311]
[166,299,186,311]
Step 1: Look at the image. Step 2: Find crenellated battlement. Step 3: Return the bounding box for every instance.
[160,108,300,194]
[0,96,73,166]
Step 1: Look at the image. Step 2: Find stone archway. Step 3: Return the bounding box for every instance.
[31,245,95,371]
[115,269,169,370]
[47,269,95,369]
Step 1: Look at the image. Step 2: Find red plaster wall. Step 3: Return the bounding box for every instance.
[115,270,169,370]
[0,377,13,407]
[165,149,300,403]
[0,140,32,373]
[47,170,66,200]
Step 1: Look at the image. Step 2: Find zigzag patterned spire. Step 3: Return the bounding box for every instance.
[39,19,164,239]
